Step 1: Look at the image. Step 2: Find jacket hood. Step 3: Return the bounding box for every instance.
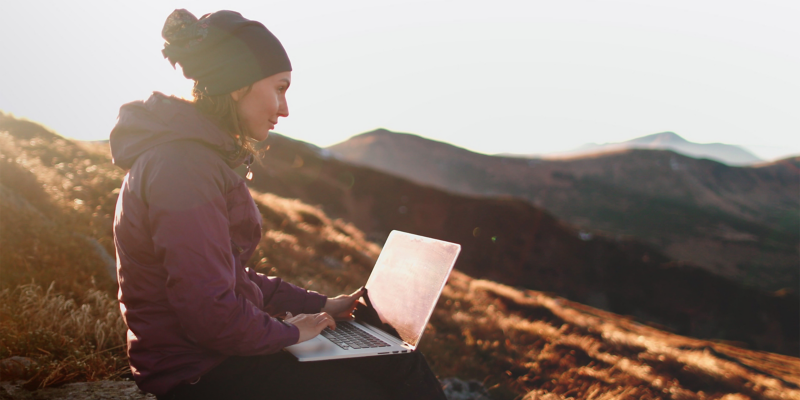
[110,92,245,170]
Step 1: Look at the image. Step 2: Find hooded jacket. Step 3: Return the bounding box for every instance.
[110,92,326,396]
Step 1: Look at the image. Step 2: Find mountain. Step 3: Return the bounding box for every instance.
[327,129,799,292]
[1,112,799,398]
[538,131,763,166]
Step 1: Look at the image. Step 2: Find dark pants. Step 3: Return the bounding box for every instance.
[157,351,447,400]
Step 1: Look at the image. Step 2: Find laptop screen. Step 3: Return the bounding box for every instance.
[363,231,461,349]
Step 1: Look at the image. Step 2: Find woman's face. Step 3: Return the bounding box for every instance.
[232,71,291,141]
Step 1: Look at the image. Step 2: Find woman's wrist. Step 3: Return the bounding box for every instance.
[278,319,294,328]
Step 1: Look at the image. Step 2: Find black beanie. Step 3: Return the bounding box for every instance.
[161,9,292,96]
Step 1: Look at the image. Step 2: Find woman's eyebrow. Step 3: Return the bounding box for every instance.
[279,78,291,86]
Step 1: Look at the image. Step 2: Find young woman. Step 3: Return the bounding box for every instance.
[110,9,446,400]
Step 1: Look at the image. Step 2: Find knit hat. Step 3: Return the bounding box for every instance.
[161,9,292,96]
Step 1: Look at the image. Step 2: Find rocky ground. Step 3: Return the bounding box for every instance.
[0,381,153,400]
[1,378,492,400]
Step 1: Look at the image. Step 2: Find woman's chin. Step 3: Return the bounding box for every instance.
[250,130,270,142]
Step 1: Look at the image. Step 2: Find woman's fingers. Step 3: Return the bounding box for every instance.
[285,312,336,343]
[316,312,336,330]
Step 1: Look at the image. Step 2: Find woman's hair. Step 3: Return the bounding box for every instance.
[191,82,257,158]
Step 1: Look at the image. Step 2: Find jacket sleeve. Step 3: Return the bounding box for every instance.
[145,145,299,354]
[245,270,327,316]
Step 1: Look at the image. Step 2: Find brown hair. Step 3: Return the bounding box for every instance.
[191,81,257,158]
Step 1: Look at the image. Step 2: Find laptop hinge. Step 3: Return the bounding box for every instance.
[357,321,405,346]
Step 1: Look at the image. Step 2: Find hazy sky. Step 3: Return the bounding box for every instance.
[1,0,798,161]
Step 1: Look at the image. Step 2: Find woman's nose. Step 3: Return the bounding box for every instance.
[278,98,289,118]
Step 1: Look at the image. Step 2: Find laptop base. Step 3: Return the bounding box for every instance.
[285,321,411,362]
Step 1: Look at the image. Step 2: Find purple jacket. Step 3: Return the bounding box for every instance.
[110,93,326,396]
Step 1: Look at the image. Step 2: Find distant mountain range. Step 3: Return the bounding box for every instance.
[327,129,799,292]
[512,131,763,166]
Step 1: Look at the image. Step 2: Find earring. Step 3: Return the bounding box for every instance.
[245,154,254,181]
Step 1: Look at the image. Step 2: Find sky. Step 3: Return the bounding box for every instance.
[1,0,798,161]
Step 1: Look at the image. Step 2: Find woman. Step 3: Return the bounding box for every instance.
[110,9,446,400]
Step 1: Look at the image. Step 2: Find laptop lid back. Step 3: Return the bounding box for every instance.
[364,231,461,349]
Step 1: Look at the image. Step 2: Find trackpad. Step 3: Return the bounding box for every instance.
[288,337,326,352]
[285,335,343,361]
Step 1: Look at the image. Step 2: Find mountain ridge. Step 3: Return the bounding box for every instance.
[517,131,764,166]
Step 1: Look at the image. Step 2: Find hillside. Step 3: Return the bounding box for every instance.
[327,129,799,292]
[246,132,798,356]
[1,113,799,399]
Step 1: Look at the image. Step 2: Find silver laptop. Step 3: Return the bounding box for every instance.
[285,230,461,362]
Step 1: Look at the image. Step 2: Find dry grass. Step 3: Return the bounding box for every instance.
[248,190,380,296]
[0,127,126,389]
[1,115,799,399]
[433,277,800,399]
[0,130,123,260]
[0,283,128,389]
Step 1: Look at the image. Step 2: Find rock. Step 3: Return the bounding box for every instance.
[77,234,117,281]
[0,358,35,381]
[0,381,154,400]
[321,256,343,269]
[0,377,492,400]
[440,377,492,400]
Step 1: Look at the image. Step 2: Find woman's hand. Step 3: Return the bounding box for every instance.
[284,312,336,343]
[321,288,366,320]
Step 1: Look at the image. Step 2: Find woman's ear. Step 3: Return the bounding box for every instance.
[230,87,246,102]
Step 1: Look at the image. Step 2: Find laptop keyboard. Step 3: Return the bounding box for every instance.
[320,321,391,350]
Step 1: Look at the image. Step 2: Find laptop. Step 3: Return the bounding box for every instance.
[285,230,461,362]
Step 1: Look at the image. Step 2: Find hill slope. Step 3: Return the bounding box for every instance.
[246,132,798,355]
[327,129,799,291]
[1,112,799,399]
